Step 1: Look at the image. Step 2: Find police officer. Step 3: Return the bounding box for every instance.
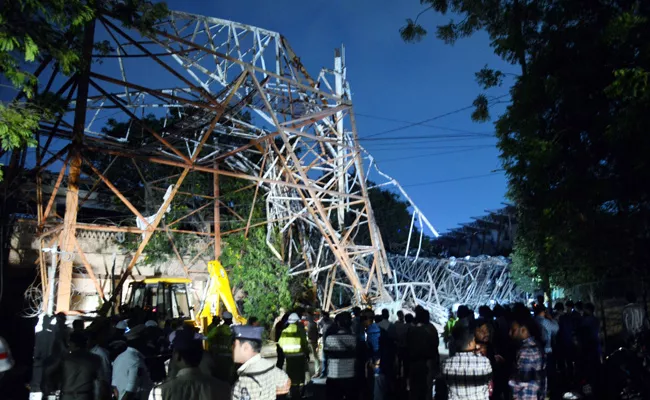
[206,311,234,382]
[232,326,290,400]
[278,313,309,398]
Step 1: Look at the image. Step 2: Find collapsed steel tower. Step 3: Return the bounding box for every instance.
[16,10,520,315]
[22,10,443,313]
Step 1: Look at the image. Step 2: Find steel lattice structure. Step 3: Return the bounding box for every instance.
[387,255,525,325]
[10,10,520,315]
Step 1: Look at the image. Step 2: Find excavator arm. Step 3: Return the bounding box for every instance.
[198,260,246,326]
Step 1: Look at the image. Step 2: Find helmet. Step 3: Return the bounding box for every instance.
[287,313,300,324]
[0,336,14,373]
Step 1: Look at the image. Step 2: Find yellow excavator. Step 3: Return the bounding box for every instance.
[125,260,246,330]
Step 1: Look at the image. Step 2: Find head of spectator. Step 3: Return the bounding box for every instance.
[415,308,430,325]
[474,319,491,344]
[452,324,476,353]
[397,310,404,323]
[361,309,375,328]
[404,313,415,325]
[172,328,204,370]
[124,324,147,351]
[554,302,565,314]
[374,315,383,324]
[584,303,595,317]
[72,319,85,332]
[115,319,129,336]
[381,309,390,322]
[287,313,300,326]
[322,310,331,321]
[565,300,575,311]
[352,307,361,318]
[626,292,637,304]
[510,308,541,344]
[512,302,531,318]
[248,317,260,327]
[335,312,353,331]
[232,325,264,364]
[69,331,88,352]
[533,304,547,318]
[575,301,584,313]
[55,312,67,328]
[481,305,494,320]
[145,320,158,329]
[86,319,110,347]
[457,305,473,320]
[222,311,234,326]
[493,304,505,319]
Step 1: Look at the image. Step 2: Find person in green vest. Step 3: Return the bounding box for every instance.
[443,309,458,350]
[207,311,235,383]
[278,313,309,398]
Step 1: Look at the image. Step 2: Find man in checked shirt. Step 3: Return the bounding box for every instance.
[509,311,545,400]
[442,323,492,400]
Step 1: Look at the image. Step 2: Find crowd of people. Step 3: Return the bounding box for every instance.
[2,291,647,400]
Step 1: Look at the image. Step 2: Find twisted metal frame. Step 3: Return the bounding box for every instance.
[15,10,520,314]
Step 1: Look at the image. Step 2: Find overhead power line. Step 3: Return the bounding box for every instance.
[359,94,509,139]
[367,144,495,152]
[401,171,503,188]
[360,133,494,142]
[354,113,490,135]
[378,146,493,163]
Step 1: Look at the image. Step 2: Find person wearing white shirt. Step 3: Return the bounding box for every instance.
[87,328,112,386]
[622,292,648,344]
[112,325,153,400]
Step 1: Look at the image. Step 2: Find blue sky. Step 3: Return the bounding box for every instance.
[167,0,514,234]
[0,1,515,234]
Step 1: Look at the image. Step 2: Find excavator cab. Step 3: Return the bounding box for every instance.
[126,277,194,322]
[123,261,244,330]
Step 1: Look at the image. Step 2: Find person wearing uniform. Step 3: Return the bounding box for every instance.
[278,313,310,398]
[158,328,230,400]
[44,332,108,400]
[206,311,235,383]
[232,325,291,400]
[112,325,153,400]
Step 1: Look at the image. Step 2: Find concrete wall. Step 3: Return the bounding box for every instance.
[9,220,209,312]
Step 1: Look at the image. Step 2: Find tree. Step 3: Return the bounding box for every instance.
[0,0,168,180]
[349,184,440,256]
[402,0,650,290]
[220,229,294,327]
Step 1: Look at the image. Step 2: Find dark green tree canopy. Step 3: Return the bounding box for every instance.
[0,0,168,179]
[403,0,650,290]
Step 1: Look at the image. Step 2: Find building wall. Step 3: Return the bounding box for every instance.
[9,220,208,312]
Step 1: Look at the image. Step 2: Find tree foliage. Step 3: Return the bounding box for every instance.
[403,0,650,290]
[352,185,440,256]
[220,229,293,327]
[0,0,168,177]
